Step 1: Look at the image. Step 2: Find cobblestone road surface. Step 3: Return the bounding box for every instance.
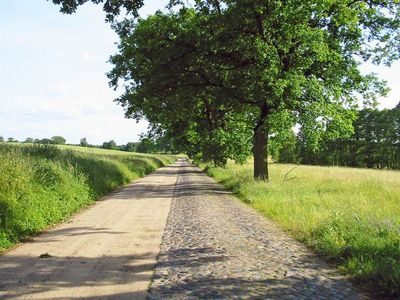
[149,160,370,300]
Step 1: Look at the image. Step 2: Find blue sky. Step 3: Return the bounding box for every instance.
[0,0,399,144]
[0,0,168,145]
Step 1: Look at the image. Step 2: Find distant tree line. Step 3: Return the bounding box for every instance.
[101,130,177,154]
[0,135,66,145]
[274,103,400,169]
[0,134,175,154]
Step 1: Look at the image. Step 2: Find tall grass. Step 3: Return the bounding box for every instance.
[200,160,400,296]
[0,144,175,251]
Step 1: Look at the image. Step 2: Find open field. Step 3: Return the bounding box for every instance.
[200,160,400,296]
[0,143,175,251]
[58,144,165,156]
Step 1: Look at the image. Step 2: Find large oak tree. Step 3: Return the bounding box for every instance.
[52,0,400,180]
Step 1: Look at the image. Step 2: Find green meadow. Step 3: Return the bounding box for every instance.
[0,143,175,251]
[200,160,400,296]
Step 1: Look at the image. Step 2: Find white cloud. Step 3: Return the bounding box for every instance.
[0,0,152,144]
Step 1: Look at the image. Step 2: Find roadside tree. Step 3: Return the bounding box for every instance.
[109,1,400,179]
[53,0,400,180]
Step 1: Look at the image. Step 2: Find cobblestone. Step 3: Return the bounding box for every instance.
[149,162,370,299]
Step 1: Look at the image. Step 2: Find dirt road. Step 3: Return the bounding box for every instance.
[0,159,369,299]
[0,160,182,299]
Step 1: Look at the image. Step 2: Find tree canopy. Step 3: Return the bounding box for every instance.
[278,103,400,169]
[80,137,89,147]
[108,0,400,179]
[102,140,117,150]
[52,136,66,145]
[50,0,144,21]
[52,0,400,179]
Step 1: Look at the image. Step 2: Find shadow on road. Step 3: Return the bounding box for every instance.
[0,252,155,299]
[149,246,371,299]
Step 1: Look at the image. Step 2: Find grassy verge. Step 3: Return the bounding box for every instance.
[198,160,400,296]
[0,143,176,251]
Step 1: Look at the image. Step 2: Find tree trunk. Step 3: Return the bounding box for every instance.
[253,125,269,180]
[202,143,212,162]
